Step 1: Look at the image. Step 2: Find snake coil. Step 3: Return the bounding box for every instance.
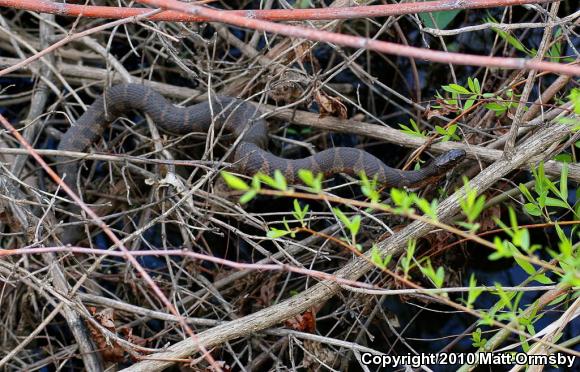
[57,84,466,190]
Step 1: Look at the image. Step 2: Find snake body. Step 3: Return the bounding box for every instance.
[57,84,466,189]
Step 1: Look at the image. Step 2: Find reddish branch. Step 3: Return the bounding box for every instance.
[0,112,221,370]
[135,0,580,76]
[0,0,555,22]
[0,246,381,290]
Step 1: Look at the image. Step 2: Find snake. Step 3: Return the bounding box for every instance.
[57,84,466,191]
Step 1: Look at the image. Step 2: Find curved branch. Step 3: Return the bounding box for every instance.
[0,0,555,23]
[135,0,580,76]
[121,117,574,372]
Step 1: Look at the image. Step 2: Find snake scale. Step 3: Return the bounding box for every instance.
[57,84,466,190]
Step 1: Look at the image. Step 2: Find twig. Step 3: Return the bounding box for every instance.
[0,112,221,370]
[503,1,560,155]
[0,8,162,77]
[133,0,580,76]
[0,0,557,23]
[1,57,574,181]
[121,105,575,372]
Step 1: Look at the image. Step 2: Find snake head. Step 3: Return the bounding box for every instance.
[432,149,467,173]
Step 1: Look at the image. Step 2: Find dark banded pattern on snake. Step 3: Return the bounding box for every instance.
[57,84,466,191]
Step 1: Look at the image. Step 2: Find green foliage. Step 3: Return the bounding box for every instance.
[486,16,536,57]
[458,177,485,230]
[484,89,518,116]
[414,196,439,221]
[519,163,574,220]
[465,274,483,309]
[570,88,580,115]
[295,0,312,9]
[371,244,392,270]
[436,77,482,114]
[298,169,323,192]
[491,26,533,56]
[359,172,381,204]
[239,189,257,204]
[221,171,249,190]
[471,328,487,348]
[419,259,446,290]
[398,118,427,138]
[492,208,554,285]
[267,227,291,239]
[401,239,417,278]
[434,124,460,142]
[292,199,309,227]
[256,170,287,191]
[220,118,578,344]
[333,207,362,246]
[221,171,257,204]
[390,188,415,214]
[420,10,461,29]
[435,76,523,119]
[493,208,530,253]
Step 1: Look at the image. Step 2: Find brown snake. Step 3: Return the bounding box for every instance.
[57,84,466,191]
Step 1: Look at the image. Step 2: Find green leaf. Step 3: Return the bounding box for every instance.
[554,154,572,163]
[267,227,290,239]
[514,255,536,276]
[492,27,530,55]
[472,328,487,348]
[435,125,447,135]
[569,88,580,114]
[513,229,530,251]
[350,215,361,238]
[469,77,481,94]
[420,10,461,29]
[398,119,427,138]
[297,169,323,192]
[415,197,438,220]
[466,274,483,308]
[544,197,568,208]
[460,178,486,223]
[443,83,471,95]
[518,183,534,203]
[509,207,519,229]
[467,77,476,93]
[256,172,277,189]
[257,171,287,191]
[485,102,508,114]
[560,163,568,200]
[298,169,313,185]
[292,199,309,226]
[273,169,287,191]
[239,189,257,204]
[391,188,414,212]
[333,208,351,228]
[464,96,476,111]
[489,237,512,260]
[555,224,572,259]
[371,246,385,268]
[359,172,381,203]
[547,294,568,306]
[493,284,514,311]
[370,245,392,269]
[221,171,249,191]
[251,175,261,191]
[434,266,445,288]
[295,0,312,9]
[448,124,457,136]
[531,273,553,285]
